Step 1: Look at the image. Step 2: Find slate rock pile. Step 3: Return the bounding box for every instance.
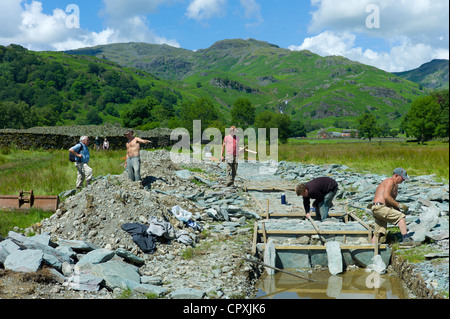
[1,150,448,298]
[0,150,262,299]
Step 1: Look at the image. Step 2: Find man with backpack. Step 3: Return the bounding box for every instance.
[69,136,92,191]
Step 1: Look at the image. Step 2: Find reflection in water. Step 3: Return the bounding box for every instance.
[256,268,410,299]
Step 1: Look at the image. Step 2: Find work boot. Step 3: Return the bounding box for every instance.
[400,233,416,246]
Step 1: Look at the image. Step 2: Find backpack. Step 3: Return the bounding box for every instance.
[69,143,83,162]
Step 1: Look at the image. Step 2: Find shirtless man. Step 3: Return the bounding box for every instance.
[124,130,151,182]
[371,167,413,243]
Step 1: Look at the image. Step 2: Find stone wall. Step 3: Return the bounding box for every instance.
[390,254,441,299]
[0,126,182,150]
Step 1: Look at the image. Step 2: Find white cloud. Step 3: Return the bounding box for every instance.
[0,0,23,37]
[309,0,448,38]
[240,0,263,28]
[0,0,180,51]
[186,0,227,21]
[289,30,449,72]
[289,31,356,57]
[290,0,449,72]
[0,1,73,50]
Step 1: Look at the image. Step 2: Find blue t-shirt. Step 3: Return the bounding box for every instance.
[71,143,90,163]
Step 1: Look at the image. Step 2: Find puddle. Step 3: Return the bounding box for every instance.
[256,268,410,299]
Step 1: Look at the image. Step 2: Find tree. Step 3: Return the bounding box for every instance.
[231,98,255,129]
[179,98,220,135]
[432,90,449,139]
[380,122,391,137]
[272,113,292,143]
[0,101,38,129]
[289,119,307,138]
[390,129,399,138]
[122,97,158,128]
[357,113,379,141]
[254,111,273,130]
[403,95,441,143]
[255,111,291,144]
[86,109,103,125]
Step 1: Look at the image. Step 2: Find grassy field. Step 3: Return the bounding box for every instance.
[0,146,126,196]
[1,139,449,236]
[0,146,127,236]
[279,138,449,181]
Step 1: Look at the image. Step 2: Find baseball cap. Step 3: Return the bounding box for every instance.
[124,130,134,137]
[393,167,409,181]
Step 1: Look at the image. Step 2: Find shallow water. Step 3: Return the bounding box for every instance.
[256,268,410,299]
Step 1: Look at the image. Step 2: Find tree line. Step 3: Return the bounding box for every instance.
[358,90,449,142]
[0,44,182,129]
[168,97,305,143]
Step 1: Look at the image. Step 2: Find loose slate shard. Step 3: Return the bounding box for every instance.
[264,239,276,275]
[4,249,44,273]
[326,241,343,275]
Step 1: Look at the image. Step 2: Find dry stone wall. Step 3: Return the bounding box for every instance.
[0,125,180,150]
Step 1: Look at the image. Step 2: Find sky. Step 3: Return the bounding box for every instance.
[0,0,448,72]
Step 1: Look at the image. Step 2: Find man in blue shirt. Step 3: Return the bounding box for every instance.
[69,136,93,191]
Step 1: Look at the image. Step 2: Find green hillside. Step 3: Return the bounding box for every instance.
[393,59,449,90]
[67,39,427,128]
[1,39,432,132]
[0,44,199,129]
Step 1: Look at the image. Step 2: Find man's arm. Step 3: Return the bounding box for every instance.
[69,145,82,160]
[303,197,311,214]
[221,138,226,161]
[136,137,151,144]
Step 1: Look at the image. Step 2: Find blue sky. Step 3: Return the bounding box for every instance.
[0,0,448,72]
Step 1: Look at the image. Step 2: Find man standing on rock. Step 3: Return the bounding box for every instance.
[124,130,151,182]
[221,126,240,187]
[296,177,339,221]
[371,167,413,244]
[69,136,92,191]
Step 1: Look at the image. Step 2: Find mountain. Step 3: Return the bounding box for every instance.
[67,39,426,127]
[393,59,449,90]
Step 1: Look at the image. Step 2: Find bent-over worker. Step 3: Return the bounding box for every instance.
[296,177,339,221]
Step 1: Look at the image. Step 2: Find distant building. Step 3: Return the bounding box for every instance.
[317,129,332,139]
[341,129,359,138]
[317,129,359,138]
[332,132,341,138]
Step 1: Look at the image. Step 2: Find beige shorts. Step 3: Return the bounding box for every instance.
[371,204,405,236]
